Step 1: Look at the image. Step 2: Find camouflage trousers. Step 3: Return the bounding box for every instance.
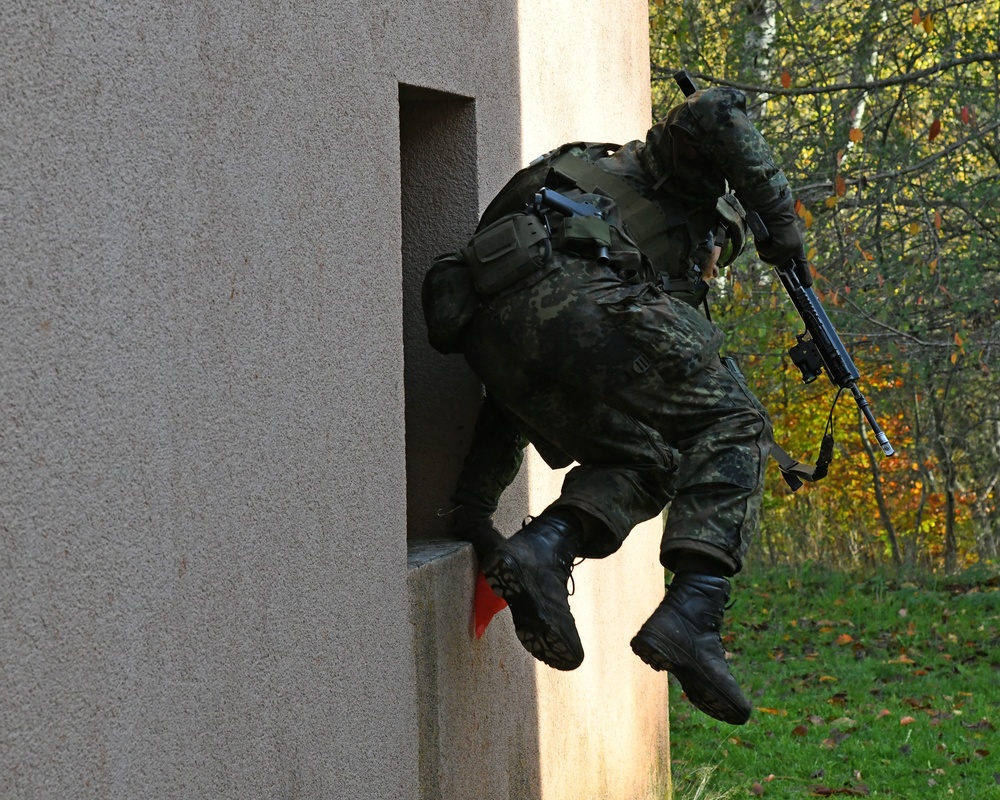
[463,250,773,575]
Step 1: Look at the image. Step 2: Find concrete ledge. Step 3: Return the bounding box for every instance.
[407,534,670,800]
[408,540,542,800]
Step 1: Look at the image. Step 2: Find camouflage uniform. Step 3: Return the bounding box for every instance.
[451,87,799,576]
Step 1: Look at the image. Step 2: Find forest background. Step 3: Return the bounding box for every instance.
[649,0,1000,572]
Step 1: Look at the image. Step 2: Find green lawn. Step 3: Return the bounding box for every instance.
[667,565,999,799]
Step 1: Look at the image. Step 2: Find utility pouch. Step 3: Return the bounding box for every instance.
[462,213,551,296]
[555,215,613,260]
[421,252,479,354]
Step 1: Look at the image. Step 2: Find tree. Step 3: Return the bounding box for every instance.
[651,0,1000,570]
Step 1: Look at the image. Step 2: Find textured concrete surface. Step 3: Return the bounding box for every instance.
[2,1,667,798]
[408,520,671,800]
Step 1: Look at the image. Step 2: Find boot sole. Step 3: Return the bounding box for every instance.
[483,551,583,671]
[630,630,751,725]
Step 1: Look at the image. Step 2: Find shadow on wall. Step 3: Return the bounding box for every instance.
[400,84,532,542]
[400,85,481,541]
[399,83,541,800]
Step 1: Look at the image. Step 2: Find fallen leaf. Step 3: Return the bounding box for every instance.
[836,634,854,645]
[900,716,917,725]
[751,781,765,796]
[793,724,809,736]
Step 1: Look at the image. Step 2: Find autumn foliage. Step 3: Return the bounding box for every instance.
[651,0,1000,572]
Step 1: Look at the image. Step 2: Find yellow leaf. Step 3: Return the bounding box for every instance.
[908,222,921,235]
[819,675,839,682]
[951,351,959,364]
[934,211,943,230]
[923,13,934,32]
[955,332,963,347]
[807,247,818,261]
[849,127,864,143]
[929,259,938,274]
[757,707,787,716]
[803,208,814,228]
[825,196,838,209]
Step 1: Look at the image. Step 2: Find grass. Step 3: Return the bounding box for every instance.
[667,564,999,799]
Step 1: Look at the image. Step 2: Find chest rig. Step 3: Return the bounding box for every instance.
[479,143,732,306]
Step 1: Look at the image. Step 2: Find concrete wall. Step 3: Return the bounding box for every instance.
[1,1,668,798]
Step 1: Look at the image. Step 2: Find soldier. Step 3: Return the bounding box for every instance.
[422,86,805,726]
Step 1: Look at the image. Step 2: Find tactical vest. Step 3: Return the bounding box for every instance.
[479,142,744,288]
[480,143,684,273]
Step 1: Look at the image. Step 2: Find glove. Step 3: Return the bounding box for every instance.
[451,503,505,561]
[753,193,806,270]
[739,174,807,268]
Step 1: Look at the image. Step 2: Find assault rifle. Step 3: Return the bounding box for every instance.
[673,69,894,490]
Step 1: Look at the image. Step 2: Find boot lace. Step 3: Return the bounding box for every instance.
[521,516,584,596]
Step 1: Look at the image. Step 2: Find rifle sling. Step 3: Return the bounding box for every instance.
[770,443,823,492]
[549,153,681,270]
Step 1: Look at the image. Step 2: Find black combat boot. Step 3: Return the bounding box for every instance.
[630,573,752,725]
[482,510,584,670]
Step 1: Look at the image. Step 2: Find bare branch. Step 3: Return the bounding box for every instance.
[792,119,1000,196]
[652,53,1000,97]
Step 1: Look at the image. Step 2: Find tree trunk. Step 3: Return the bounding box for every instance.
[859,413,902,568]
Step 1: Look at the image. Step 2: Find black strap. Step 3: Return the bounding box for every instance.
[549,153,681,270]
[770,433,834,492]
